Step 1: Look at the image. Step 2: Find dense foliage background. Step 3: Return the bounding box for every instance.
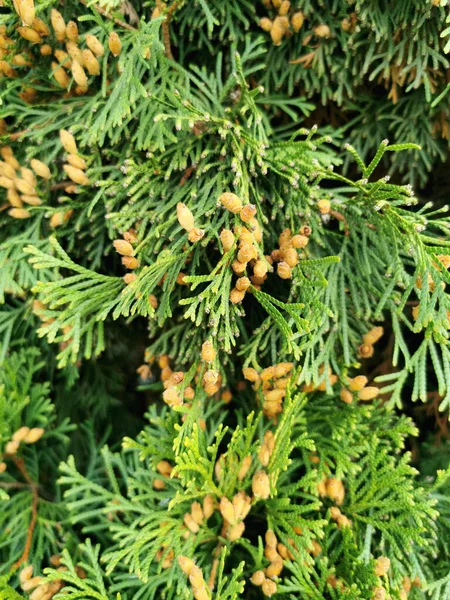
[2,1,450,599]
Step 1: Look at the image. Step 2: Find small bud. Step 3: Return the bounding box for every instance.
[220,228,235,252]
[201,340,216,363]
[251,570,265,586]
[121,256,140,269]
[238,243,257,264]
[374,556,390,577]
[243,367,259,382]
[19,565,34,584]
[232,260,247,275]
[340,388,353,404]
[0,462,6,473]
[113,239,133,256]
[219,497,236,524]
[63,164,89,185]
[252,470,270,499]
[184,512,200,533]
[265,529,277,548]
[17,27,41,44]
[274,362,293,378]
[240,204,257,223]
[30,159,51,180]
[314,24,331,38]
[85,34,104,56]
[5,440,20,454]
[191,501,204,525]
[230,288,246,304]
[326,478,345,505]
[203,494,215,519]
[59,129,78,154]
[236,276,251,291]
[188,227,204,243]
[253,260,268,279]
[259,18,273,32]
[266,557,283,578]
[177,202,195,232]
[358,343,374,358]
[262,579,277,597]
[219,192,242,214]
[51,9,66,41]
[372,587,387,600]
[238,455,252,480]
[163,387,182,407]
[318,199,331,214]
[362,326,384,345]
[153,478,165,490]
[291,11,305,32]
[108,31,121,56]
[358,386,379,401]
[228,521,245,541]
[12,426,30,443]
[178,555,195,576]
[348,375,368,391]
[23,428,44,444]
[277,261,292,279]
[65,21,79,43]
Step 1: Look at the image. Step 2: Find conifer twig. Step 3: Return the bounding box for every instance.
[78,0,137,31]
[158,0,180,60]
[10,456,39,569]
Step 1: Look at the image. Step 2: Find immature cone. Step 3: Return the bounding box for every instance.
[253,260,268,278]
[178,556,195,576]
[51,9,66,41]
[40,44,52,56]
[12,426,30,442]
[314,24,331,38]
[203,494,215,519]
[122,256,140,269]
[326,478,345,505]
[277,261,292,279]
[67,154,87,170]
[349,375,368,391]
[30,159,51,180]
[259,18,273,32]
[251,570,265,586]
[16,0,35,26]
[5,440,20,454]
[52,62,70,88]
[63,165,90,185]
[262,579,277,597]
[362,326,384,345]
[374,556,390,577]
[238,455,252,480]
[18,27,41,44]
[65,21,79,43]
[108,31,122,56]
[228,521,245,542]
[291,11,305,32]
[177,202,195,232]
[340,388,353,404]
[240,204,256,223]
[236,277,251,292]
[9,208,31,219]
[252,470,270,499]
[220,228,234,252]
[19,565,33,584]
[82,49,100,75]
[71,61,88,87]
[113,239,134,256]
[60,129,78,154]
[318,199,331,214]
[219,192,242,214]
[201,340,216,363]
[358,386,379,401]
[85,33,104,57]
[188,228,204,243]
[230,288,246,304]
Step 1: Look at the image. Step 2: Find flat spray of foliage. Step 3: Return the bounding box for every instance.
[1,1,450,600]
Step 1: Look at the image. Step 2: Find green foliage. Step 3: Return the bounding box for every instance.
[1,1,450,599]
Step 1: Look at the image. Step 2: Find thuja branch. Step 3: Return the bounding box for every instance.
[11,457,39,569]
